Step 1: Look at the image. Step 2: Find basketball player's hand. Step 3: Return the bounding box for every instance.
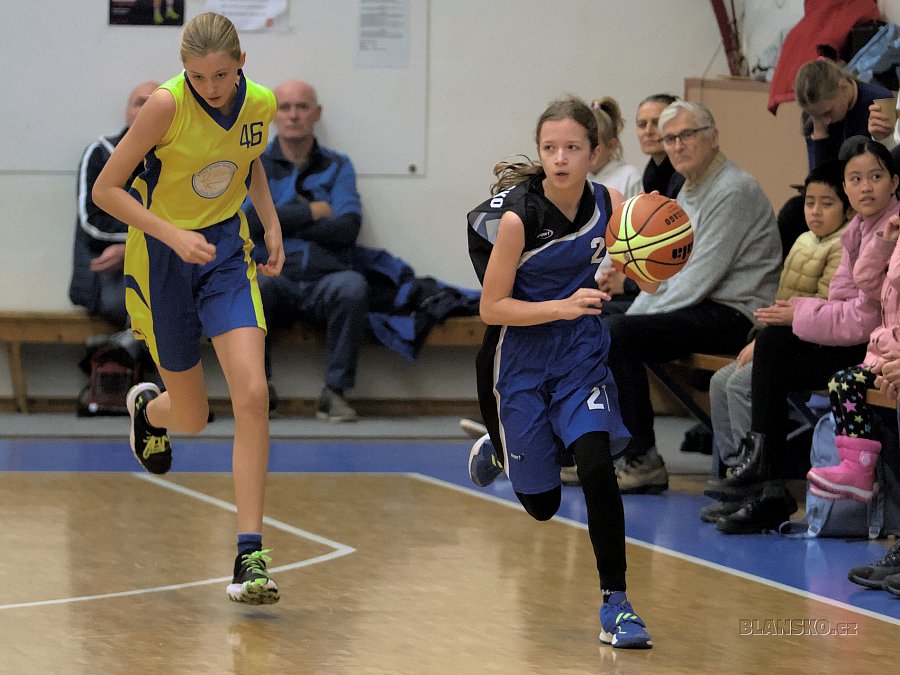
[736,339,755,368]
[559,288,610,319]
[597,267,626,295]
[883,215,900,241]
[90,243,126,272]
[754,300,793,325]
[258,229,285,277]
[171,229,217,265]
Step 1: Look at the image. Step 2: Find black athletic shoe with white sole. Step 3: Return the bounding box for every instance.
[126,383,172,474]
[227,548,280,605]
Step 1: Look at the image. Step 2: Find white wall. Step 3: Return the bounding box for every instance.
[0,0,733,401]
[881,0,900,23]
[740,0,803,71]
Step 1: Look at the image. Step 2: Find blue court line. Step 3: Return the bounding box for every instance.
[2,436,898,622]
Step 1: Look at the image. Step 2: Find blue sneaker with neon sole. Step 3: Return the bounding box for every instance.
[599,592,652,649]
[468,434,503,487]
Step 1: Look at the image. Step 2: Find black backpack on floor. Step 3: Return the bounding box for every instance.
[76,331,147,417]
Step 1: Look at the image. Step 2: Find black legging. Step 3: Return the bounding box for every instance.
[829,366,877,438]
[516,431,626,593]
[750,325,867,476]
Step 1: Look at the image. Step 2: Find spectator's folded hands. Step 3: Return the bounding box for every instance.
[754,299,794,325]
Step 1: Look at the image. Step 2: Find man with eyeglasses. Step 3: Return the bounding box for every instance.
[602,100,782,494]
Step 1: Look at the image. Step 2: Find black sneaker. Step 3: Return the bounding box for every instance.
[704,432,769,501]
[227,548,280,604]
[126,383,172,474]
[703,479,768,503]
[885,572,900,597]
[699,500,741,523]
[848,540,900,589]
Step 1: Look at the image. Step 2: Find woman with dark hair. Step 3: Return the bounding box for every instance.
[635,93,684,198]
[596,94,687,317]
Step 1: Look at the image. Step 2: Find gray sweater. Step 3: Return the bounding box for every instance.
[628,153,781,320]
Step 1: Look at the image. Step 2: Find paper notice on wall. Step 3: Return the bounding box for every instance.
[205,0,288,31]
[355,0,410,69]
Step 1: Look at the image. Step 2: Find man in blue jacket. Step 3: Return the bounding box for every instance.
[243,80,367,421]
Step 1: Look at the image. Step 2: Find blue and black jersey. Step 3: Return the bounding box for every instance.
[466,174,629,494]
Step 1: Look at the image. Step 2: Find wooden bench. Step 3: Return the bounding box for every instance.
[3,311,895,418]
[0,310,487,413]
[652,352,897,431]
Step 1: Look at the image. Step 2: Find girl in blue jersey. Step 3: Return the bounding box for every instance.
[466,96,657,649]
[93,12,284,605]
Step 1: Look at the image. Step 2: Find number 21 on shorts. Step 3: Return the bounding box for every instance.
[587,385,610,410]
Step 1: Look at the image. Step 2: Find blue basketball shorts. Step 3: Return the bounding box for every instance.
[123,213,266,372]
[492,318,630,494]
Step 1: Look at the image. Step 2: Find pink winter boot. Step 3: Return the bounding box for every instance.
[807,435,881,502]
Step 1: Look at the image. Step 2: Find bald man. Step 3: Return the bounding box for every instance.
[242,80,367,421]
[70,80,159,327]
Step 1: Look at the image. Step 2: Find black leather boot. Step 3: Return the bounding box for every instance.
[699,500,741,523]
[715,482,798,534]
[704,431,771,501]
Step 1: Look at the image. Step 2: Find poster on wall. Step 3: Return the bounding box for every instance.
[109,0,185,26]
[204,0,288,31]
[355,0,410,69]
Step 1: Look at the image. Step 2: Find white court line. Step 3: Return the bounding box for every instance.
[408,472,900,628]
[0,472,355,611]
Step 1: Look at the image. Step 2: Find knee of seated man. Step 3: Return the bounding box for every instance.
[604,313,647,351]
[334,270,369,303]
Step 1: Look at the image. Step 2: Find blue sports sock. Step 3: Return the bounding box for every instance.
[237,533,263,556]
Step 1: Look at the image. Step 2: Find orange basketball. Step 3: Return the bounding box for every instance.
[605,194,693,283]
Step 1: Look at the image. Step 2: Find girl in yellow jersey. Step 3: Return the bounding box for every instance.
[93,12,285,605]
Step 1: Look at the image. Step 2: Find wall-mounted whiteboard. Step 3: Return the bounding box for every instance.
[0,0,426,176]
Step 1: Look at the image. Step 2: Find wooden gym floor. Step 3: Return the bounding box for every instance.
[0,434,898,673]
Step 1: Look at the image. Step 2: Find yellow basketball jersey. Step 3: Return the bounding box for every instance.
[130,71,275,230]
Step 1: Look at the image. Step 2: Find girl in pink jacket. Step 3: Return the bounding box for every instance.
[808,139,900,503]
[708,136,893,535]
